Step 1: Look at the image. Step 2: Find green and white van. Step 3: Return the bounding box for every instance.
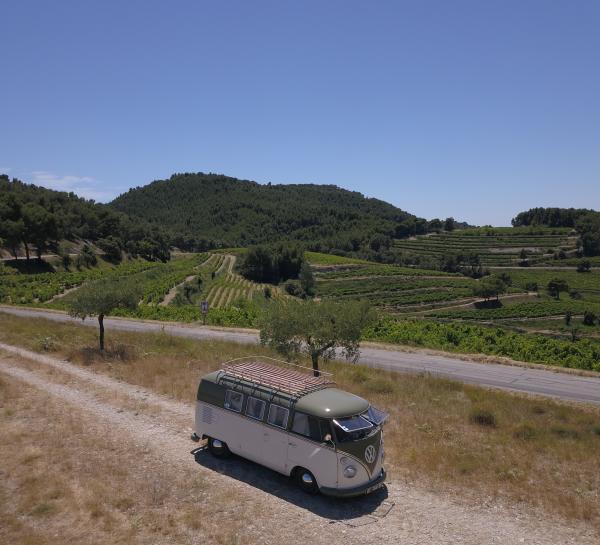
[192,358,388,497]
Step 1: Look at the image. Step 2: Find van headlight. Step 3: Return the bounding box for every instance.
[343,465,357,478]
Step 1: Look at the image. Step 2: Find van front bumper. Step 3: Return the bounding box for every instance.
[319,468,386,498]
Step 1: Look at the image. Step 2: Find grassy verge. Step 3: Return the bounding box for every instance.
[1,312,599,528]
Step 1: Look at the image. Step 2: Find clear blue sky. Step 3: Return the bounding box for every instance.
[1,1,599,225]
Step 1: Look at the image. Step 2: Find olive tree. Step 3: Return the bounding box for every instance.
[547,278,569,299]
[259,299,375,376]
[472,275,507,301]
[68,279,141,351]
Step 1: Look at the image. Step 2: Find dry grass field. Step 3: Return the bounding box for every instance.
[1,311,600,540]
[0,375,260,545]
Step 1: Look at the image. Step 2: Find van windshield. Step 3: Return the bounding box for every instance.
[362,405,389,426]
[333,415,374,442]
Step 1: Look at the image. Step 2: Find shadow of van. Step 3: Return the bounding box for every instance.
[191,445,390,523]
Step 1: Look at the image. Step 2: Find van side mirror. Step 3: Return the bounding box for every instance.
[323,433,334,447]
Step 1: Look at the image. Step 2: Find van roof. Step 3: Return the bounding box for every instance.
[198,361,370,418]
[294,388,369,418]
[221,361,335,397]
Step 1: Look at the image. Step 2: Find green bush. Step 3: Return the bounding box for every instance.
[513,423,537,440]
[364,316,600,371]
[469,408,497,427]
[583,311,597,326]
[550,426,580,440]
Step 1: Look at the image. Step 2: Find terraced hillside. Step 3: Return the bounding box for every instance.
[0,260,162,305]
[312,260,500,312]
[199,254,288,308]
[311,251,600,344]
[428,269,600,321]
[393,227,578,267]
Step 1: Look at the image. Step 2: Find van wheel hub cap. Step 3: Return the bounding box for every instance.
[301,473,313,484]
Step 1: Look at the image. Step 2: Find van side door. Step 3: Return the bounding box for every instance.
[288,412,338,489]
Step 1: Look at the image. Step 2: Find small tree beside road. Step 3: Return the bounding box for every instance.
[259,299,375,376]
[68,279,141,351]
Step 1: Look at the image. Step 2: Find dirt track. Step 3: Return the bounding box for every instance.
[1,342,597,544]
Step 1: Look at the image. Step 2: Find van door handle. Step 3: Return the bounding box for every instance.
[288,442,297,447]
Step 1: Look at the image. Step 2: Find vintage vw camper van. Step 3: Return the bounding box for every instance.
[192,358,388,497]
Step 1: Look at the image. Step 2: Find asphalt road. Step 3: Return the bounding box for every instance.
[2,305,599,405]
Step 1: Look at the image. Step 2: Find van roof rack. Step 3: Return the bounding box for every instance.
[220,356,335,398]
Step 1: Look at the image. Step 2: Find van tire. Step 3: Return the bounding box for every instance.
[294,468,318,495]
[207,437,231,458]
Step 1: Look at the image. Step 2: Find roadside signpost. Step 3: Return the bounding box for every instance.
[200,300,209,324]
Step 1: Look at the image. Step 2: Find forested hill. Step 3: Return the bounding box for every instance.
[512,207,600,256]
[0,175,170,261]
[512,207,598,228]
[110,172,423,252]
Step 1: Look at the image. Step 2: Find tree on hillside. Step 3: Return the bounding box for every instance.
[498,272,512,287]
[68,279,141,351]
[428,218,443,233]
[0,218,24,259]
[547,278,569,299]
[583,311,597,326]
[472,275,507,301]
[462,252,483,278]
[0,175,171,263]
[239,244,304,284]
[239,245,277,282]
[21,203,57,261]
[57,242,72,270]
[577,214,600,257]
[576,260,591,273]
[259,299,376,376]
[76,244,98,269]
[97,236,122,263]
[298,261,315,296]
[444,217,456,231]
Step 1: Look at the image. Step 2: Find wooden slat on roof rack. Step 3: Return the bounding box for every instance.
[222,361,335,397]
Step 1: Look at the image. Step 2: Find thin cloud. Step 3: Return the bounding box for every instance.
[30,171,113,202]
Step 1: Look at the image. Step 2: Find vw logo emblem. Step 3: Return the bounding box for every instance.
[364,445,377,464]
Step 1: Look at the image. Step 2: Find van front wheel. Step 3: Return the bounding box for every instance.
[207,437,231,458]
[295,468,318,495]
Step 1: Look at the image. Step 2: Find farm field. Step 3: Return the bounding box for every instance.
[2,236,600,370]
[0,259,162,305]
[200,254,288,308]
[424,270,600,322]
[310,245,600,364]
[314,261,522,313]
[0,251,288,328]
[393,227,578,266]
[45,254,210,309]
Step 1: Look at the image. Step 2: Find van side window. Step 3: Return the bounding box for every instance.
[267,404,289,429]
[224,390,243,412]
[246,397,266,420]
[291,412,328,442]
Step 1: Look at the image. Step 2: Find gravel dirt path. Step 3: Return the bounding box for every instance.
[1,343,597,545]
[160,275,197,306]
